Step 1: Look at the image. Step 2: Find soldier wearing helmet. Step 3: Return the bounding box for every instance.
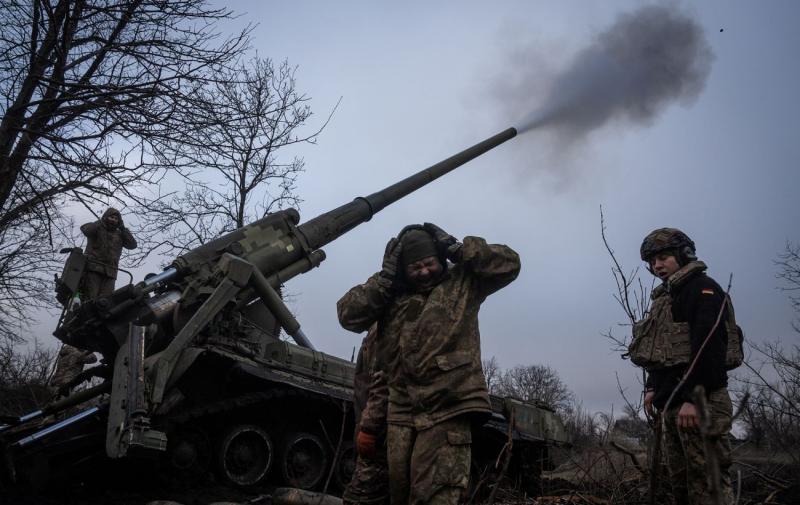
[630,227,742,504]
[337,223,520,505]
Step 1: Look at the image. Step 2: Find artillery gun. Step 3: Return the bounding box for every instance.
[0,127,568,494]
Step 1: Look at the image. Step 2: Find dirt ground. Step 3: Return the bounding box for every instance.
[2,444,798,505]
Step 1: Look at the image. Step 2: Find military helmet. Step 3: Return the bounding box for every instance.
[640,228,696,262]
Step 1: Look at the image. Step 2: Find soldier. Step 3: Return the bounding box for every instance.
[630,228,742,504]
[50,344,97,396]
[80,207,137,299]
[337,223,520,505]
[343,324,390,505]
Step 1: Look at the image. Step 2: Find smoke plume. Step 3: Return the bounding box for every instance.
[513,6,714,137]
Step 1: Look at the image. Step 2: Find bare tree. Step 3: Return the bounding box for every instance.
[135,57,334,259]
[560,401,599,449]
[0,339,56,415]
[483,356,501,393]
[0,0,250,342]
[0,219,73,343]
[776,241,800,332]
[737,343,800,466]
[730,243,800,464]
[495,363,574,413]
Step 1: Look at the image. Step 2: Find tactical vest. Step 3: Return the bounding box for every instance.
[628,262,744,371]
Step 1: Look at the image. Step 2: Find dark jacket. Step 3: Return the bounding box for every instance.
[647,265,730,410]
[80,208,137,278]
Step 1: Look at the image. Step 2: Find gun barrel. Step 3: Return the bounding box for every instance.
[297,127,517,250]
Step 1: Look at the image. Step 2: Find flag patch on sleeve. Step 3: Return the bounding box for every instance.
[701,289,715,295]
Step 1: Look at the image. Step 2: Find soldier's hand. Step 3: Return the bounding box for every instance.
[643,390,655,418]
[356,430,378,459]
[423,222,462,262]
[677,402,699,430]
[379,237,402,290]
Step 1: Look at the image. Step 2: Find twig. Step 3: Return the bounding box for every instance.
[320,402,349,494]
[609,441,645,476]
[733,461,790,491]
[600,205,637,324]
[487,407,515,505]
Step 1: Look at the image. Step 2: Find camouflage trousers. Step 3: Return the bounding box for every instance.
[662,387,733,505]
[387,416,471,505]
[82,271,116,299]
[343,452,390,505]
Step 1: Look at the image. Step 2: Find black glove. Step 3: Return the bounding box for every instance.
[379,237,402,290]
[423,223,462,262]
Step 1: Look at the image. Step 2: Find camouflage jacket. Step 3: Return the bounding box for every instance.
[80,208,137,278]
[50,344,97,388]
[338,236,520,430]
[354,325,389,437]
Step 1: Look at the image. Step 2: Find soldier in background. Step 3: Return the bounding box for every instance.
[343,324,389,505]
[337,223,520,505]
[630,228,741,504]
[49,344,97,396]
[80,207,137,299]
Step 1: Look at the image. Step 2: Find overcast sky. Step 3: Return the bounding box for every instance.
[36,1,800,413]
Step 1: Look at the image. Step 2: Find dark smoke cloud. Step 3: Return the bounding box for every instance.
[514,6,714,137]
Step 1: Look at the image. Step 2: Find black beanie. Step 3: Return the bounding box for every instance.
[400,230,438,266]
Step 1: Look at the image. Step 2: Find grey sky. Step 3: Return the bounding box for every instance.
[34,1,800,413]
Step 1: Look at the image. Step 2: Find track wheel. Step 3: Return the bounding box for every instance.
[333,440,357,490]
[280,431,330,490]
[167,425,211,480]
[217,424,274,486]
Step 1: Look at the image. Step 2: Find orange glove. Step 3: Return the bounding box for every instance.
[356,430,377,459]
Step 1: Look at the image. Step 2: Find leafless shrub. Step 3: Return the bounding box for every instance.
[561,401,600,449]
[599,206,653,352]
[735,342,800,466]
[0,339,56,415]
[776,241,800,332]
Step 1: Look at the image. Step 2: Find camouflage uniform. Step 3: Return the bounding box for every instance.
[338,236,520,505]
[662,387,733,504]
[344,326,390,505]
[50,344,97,395]
[631,245,737,504]
[80,207,136,299]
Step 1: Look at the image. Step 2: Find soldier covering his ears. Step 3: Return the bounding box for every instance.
[79,207,137,299]
[337,223,520,505]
